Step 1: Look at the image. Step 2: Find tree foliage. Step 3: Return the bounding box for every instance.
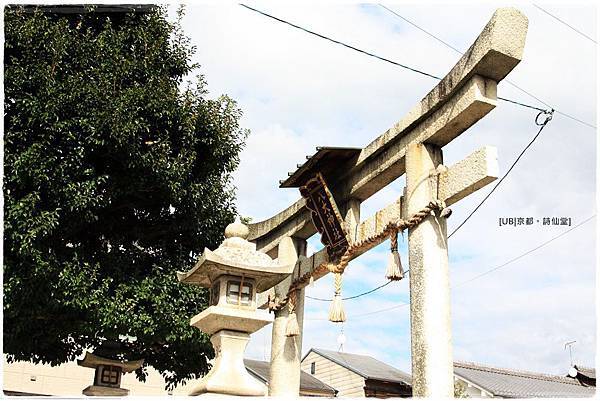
[3,5,248,389]
[454,380,469,398]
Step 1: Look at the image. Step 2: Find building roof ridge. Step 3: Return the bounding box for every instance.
[308,348,411,383]
[453,360,580,385]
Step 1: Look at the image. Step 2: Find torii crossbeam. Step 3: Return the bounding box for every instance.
[232,7,525,397]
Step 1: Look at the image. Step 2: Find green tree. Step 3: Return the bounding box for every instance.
[454,380,469,398]
[3,5,248,389]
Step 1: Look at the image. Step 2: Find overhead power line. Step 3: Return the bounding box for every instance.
[307,215,595,320]
[306,278,395,301]
[448,109,554,238]
[239,3,551,115]
[378,4,596,129]
[240,4,590,304]
[532,3,597,45]
[453,214,596,288]
[239,3,440,80]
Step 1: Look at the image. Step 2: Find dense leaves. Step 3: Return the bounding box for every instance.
[3,5,248,389]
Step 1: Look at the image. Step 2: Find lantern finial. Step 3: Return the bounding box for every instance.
[225,217,249,239]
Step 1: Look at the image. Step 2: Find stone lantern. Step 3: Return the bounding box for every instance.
[78,350,143,396]
[177,219,295,396]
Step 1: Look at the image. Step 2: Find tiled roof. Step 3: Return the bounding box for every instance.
[244,359,336,396]
[305,348,412,385]
[454,361,596,398]
[575,365,596,380]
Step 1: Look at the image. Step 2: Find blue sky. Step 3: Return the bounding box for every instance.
[179,1,596,376]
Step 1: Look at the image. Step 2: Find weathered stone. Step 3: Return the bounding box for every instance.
[190,306,273,336]
[177,220,295,292]
[439,146,499,206]
[206,8,527,398]
[268,237,305,396]
[406,143,453,397]
[180,221,293,396]
[248,8,527,253]
[78,352,143,397]
[82,385,129,396]
[255,145,497,309]
[188,330,266,396]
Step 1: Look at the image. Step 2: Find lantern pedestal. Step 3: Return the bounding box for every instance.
[189,330,266,396]
[82,385,129,397]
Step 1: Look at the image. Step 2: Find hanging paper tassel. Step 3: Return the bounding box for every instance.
[286,312,300,337]
[285,289,300,337]
[386,230,404,281]
[309,275,314,287]
[328,273,346,322]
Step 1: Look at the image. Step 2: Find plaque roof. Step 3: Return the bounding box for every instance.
[279,146,361,188]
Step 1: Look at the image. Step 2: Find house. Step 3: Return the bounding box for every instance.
[454,361,596,398]
[301,348,412,398]
[3,356,336,397]
[301,348,595,399]
[244,359,337,397]
[568,365,596,387]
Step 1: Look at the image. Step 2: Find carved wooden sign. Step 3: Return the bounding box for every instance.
[299,173,349,260]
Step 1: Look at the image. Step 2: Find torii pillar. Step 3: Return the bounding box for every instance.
[406,143,453,395]
[247,7,528,398]
[268,237,306,397]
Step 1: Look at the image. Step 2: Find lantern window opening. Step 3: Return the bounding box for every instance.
[226,277,252,306]
[98,365,122,387]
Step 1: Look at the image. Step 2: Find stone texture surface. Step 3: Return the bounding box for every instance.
[268,236,305,396]
[439,145,499,206]
[358,8,526,164]
[77,352,143,373]
[82,385,129,396]
[188,330,266,396]
[247,8,527,254]
[406,143,454,397]
[177,220,294,292]
[253,8,528,397]
[190,306,273,336]
[256,144,497,305]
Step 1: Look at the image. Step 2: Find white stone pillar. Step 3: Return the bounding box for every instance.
[189,330,266,396]
[268,236,306,396]
[406,143,454,397]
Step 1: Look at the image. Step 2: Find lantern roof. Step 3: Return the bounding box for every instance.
[77,352,143,373]
[177,219,295,292]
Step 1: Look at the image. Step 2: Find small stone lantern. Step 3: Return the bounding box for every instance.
[177,219,294,396]
[78,351,143,396]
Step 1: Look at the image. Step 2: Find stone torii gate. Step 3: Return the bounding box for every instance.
[248,8,527,398]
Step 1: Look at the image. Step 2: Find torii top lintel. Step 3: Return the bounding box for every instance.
[248,8,528,253]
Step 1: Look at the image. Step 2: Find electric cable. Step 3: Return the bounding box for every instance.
[306,214,595,320]
[305,276,397,302]
[239,3,554,115]
[532,3,597,44]
[448,109,554,238]
[378,3,596,129]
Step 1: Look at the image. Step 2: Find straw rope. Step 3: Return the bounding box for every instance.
[289,199,445,291]
[270,200,446,315]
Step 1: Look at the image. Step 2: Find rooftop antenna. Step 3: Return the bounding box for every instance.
[564,340,576,368]
[337,324,346,352]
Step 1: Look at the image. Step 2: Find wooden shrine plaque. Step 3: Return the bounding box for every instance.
[299,173,349,259]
